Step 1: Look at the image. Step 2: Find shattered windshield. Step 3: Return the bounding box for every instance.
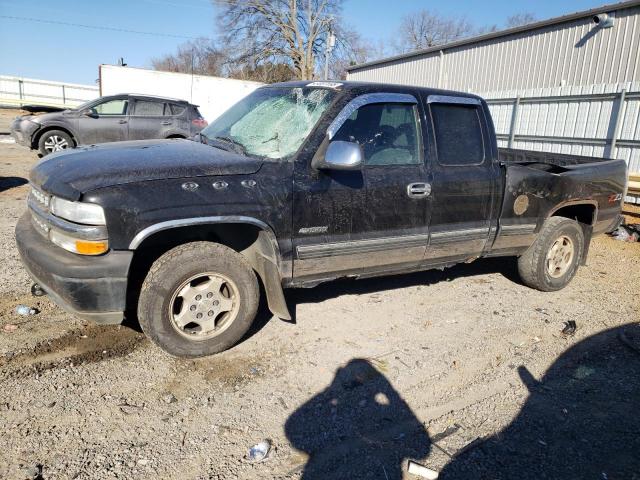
[201,87,336,160]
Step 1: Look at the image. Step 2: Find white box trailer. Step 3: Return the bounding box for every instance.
[99,65,262,122]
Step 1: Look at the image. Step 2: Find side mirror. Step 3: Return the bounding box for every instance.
[313,140,363,171]
[82,109,97,118]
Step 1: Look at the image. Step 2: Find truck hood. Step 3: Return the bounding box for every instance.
[30,139,263,201]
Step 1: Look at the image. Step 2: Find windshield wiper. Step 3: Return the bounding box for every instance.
[211,136,247,155]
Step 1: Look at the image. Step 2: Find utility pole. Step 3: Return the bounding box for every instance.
[324,27,336,80]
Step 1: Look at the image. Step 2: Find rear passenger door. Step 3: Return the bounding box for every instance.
[424,95,499,261]
[128,99,172,140]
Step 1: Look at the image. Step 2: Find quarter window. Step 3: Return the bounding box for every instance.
[333,103,421,166]
[93,99,128,115]
[170,104,186,115]
[430,104,484,166]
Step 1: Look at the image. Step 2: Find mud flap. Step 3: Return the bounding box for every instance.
[580,224,593,266]
[241,230,292,321]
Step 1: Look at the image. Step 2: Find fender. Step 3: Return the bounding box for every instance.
[32,122,79,147]
[129,216,292,321]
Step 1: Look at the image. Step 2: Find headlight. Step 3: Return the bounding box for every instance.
[50,197,106,225]
[49,229,109,255]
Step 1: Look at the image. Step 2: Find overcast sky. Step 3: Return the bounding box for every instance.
[0,0,608,84]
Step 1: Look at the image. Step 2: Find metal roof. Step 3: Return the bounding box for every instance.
[347,0,640,72]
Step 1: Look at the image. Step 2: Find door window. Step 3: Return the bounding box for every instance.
[93,99,128,115]
[430,104,484,166]
[333,103,422,166]
[133,101,166,116]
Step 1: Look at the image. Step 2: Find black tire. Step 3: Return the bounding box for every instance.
[137,242,259,358]
[37,129,74,156]
[517,217,585,292]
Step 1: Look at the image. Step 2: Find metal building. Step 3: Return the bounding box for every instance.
[346,1,640,201]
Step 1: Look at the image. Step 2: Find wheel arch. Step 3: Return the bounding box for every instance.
[546,200,596,265]
[32,125,77,149]
[128,217,291,320]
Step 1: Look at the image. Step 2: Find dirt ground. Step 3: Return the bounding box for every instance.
[0,108,639,479]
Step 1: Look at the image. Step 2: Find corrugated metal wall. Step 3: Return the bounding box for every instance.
[485,81,640,175]
[347,3,640,201]
[348,4,640,92]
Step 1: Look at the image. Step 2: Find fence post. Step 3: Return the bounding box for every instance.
[62,85,66,106]
[608,88,627,159]
[18,79,24,104]
[508,95,521,149]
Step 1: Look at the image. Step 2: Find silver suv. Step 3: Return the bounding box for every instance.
[10,94,207,156]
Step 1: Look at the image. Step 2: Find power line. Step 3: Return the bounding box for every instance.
[0,15,219,40]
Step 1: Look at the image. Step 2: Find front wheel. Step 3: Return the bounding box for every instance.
[517,217,585,291]
[38,130,74,156]
[137,242,259,357]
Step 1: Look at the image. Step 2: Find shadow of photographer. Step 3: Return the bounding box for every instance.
[285,358,430,479]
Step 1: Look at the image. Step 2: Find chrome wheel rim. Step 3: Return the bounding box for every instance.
[546,235,575,278]
[168,272,239,340]
[44,135,69,153]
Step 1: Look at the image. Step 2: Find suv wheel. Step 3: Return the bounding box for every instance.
[38,130,74,156]
[517,217,585,291]
[137,242,259,357]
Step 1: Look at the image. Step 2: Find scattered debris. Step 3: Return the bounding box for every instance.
[3,324,18,332]
[431,424,461,443]
[162,393,178,404]
[561,320,577,336]
[609,221,640,242]
[407,460,439,479]
[31,283,46,297]
[247,439,271,462]
[15,305,39,316]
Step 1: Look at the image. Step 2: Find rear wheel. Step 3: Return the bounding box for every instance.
[38,130,74,156]
[137,242,259,357]
[517,217,585,291]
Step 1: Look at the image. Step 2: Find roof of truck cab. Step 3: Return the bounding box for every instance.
[262,80,484,101]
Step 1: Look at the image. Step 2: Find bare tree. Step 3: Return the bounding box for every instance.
[151,38,226,76]
[396,10,475,52]
[505,12,537,28]
[214,0,347,80]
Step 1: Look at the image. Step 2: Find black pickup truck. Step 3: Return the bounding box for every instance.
[16,81,627,357]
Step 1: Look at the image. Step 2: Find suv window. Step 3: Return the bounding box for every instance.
[430,104,484,166]
[134,101,166,116]
[93,99,128,115]
[333,103,421,166]
[170,104,186,116]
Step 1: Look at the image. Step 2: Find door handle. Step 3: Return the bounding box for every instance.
[161,121,172,125]
[407,182,431,198]
[119,119,128,124]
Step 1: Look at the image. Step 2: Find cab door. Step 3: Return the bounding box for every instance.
[423,95,500,261]
[292,93,430,283]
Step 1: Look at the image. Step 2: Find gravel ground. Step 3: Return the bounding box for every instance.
[0,113,638,479]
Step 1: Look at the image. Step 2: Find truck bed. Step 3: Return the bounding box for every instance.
[499,147,616,168]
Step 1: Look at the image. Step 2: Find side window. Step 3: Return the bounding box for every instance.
[430,104,484,166]
[333,102,421,166]
[133,101,165,116]
[170,104,186,116]
[93,99,128,115]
